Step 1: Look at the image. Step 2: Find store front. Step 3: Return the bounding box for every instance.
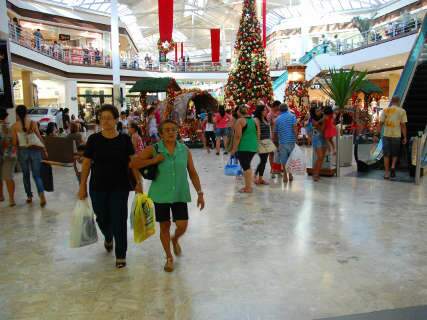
[77,83,113,121]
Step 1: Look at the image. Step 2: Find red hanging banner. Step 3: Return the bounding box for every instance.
[158,0,173,42]
[262,0,267,48]
[210,29,220,63]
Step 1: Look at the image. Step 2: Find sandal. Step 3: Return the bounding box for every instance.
[104,241,113,253]
[238,188,253,194]
[172,237,182,256]
[116,259,126,269]
[26,197,33,204]
[164,257,174,272]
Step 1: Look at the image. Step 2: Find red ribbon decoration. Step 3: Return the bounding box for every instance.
[262,0,267,48]
[158,0,173,42]
[210,29,220,63]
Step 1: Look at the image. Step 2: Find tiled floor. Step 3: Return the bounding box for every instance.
[1,148,427,320]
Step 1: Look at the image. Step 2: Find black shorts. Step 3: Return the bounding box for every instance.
[383,137,401,157]
[154,202,189,222]
[236,151,256,171]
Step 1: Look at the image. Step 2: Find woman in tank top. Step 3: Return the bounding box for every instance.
[11,105,47,207]
[230,105,260,193]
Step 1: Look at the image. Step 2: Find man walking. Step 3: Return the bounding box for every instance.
[379,96,407,179]
[273,103,298,183]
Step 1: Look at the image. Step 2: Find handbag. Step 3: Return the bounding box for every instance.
[258,139,276,154]
[40,162,54,192]
[224,156,242,176]
[140,144,159,180]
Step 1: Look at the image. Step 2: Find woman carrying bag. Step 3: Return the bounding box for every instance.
[12,105,47,207]
[130,119,205,273]
[253,105,276,185]
[230,105,260,193]
[78,104,142,269]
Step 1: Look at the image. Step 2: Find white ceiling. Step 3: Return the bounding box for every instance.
[32,0,403,54]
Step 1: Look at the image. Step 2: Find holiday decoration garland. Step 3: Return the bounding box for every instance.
[157,39,176,55]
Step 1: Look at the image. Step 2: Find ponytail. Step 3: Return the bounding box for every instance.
[16,105,28,132]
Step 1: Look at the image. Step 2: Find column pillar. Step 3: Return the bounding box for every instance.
[0,0,8,40]
[22,70,34,108]
[221,27,227,66]
[65,80,78,117]
[110,0,121,110]
[389,73,400,98]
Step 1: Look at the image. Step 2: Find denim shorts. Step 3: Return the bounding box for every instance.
[215,128,228,137]
[278,143,295,164]
[312,132,327,150]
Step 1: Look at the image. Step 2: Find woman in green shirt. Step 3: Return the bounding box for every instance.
[230,105,260,194]
[130,120,205,273]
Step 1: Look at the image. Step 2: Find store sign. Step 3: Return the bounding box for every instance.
[310,82,322,90]
[59,34,71,41]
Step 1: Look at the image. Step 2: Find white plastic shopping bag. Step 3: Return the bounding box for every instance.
[286,145,306,175]
[69,199,98,248]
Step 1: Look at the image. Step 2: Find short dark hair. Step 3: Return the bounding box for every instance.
[100,104,119,119]
[272,100,281,108]
[391,96,401,105]
[279,103,288,112]
[159,119,178,134]
[0,108,8,120]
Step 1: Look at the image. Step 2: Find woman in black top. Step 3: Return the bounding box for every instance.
[78,105,142,268]
[253,105,273,185]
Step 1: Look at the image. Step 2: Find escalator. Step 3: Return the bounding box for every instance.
[272,71,288,101]
[355,14,427,178]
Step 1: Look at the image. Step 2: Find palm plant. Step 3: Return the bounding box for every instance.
[320,67,367,176]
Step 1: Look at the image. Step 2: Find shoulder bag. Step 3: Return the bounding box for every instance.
[139,144,160,180]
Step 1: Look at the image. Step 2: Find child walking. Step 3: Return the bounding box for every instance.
[202,112,216,153]
[323,106,337,154]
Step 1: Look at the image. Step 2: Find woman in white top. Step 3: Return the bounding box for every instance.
[12,105,47,207]
[147,107,159,143]
[202,112,216,153]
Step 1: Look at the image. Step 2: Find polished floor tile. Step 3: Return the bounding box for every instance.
[1,148,427,320]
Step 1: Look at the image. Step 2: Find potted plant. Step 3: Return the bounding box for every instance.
[320,67,367,176]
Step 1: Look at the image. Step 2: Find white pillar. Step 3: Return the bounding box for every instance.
[111,0,121,109]
[0,0,8,40]
[221,27,227,66]
[65,80,78,118]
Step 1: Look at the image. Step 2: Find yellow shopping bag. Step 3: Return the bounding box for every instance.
[132,193,156,243]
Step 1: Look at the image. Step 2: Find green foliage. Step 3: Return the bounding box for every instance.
[320,68,367,109]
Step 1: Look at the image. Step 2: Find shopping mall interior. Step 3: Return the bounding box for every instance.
[1,0,427,319]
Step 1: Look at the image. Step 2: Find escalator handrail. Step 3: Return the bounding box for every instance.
[272,71,288,91]
[392,13,427,108]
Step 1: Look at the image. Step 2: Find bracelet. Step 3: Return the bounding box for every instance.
[197,190,204,195]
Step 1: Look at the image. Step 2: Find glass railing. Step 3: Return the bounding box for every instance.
[298,10,425,65]
[8,23,231,73]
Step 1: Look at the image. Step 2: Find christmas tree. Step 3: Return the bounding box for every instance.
[225,0,273,107]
